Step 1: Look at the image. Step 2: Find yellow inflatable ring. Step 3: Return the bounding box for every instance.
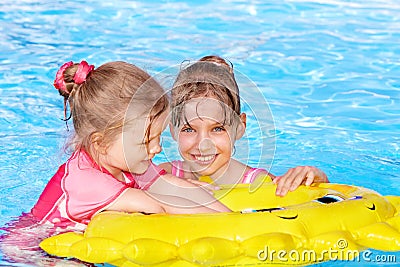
[40,181,400,266]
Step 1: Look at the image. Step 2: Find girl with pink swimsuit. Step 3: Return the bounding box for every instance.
[160,56,329,196]
[0,60,229,266]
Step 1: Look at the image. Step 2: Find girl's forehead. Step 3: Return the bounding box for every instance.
[123,116,148,134]
[124,111,169,133]
[181,97,231,123]
[152,111,170,129]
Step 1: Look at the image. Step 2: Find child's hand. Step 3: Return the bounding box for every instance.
[273,166,328,197]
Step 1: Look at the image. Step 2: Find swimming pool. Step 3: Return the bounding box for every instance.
[0,0,399,266]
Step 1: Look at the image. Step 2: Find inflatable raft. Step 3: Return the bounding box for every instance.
[40,181,400,266]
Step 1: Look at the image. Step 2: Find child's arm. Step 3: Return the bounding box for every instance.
[273,166,328,197]
[106,175,230,214]
[106,188,167,214]
[147,173,231,213]
[158,162,217,189]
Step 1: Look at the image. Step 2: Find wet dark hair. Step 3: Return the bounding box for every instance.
[171,55,240,128]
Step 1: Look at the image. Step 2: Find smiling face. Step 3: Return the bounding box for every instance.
[172,97,246,178]
[99,111,169,180]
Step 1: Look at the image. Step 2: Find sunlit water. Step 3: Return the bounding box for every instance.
[0,0,399,266]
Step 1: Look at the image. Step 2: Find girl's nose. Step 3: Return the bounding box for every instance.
[148,140,162,158]
[198,138,215,153]
[149,143,162,155]
[197,130,210,143]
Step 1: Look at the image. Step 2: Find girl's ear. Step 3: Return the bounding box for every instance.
[169,122,178,141]
[235,113,247,140]
[91,132,106,154]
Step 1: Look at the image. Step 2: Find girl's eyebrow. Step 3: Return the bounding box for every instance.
[184,120,227,127]
[209,121,225,127]
[211,121,225,125]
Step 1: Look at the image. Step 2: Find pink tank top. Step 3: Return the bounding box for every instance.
[31,149,165,229]
[170,160,268,184]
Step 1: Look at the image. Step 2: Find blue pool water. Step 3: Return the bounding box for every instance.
[0,0,399,266]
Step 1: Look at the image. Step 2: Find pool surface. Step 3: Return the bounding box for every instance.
[0,0,399,266]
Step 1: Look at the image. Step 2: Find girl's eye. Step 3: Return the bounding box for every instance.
[140,140,149,146]
[181,127,194,133]
[213,126,225,132]
[140,137,151,146]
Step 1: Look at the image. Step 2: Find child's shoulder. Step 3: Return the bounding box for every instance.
[157,161,195,180]
[158,162,173,173]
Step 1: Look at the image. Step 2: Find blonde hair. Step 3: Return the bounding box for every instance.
[171,55,240,127]
[56,61,168,159]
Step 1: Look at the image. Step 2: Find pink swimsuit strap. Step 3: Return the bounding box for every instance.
[171,160,267,184]
[171,160,184,178]
[241,168,268,184]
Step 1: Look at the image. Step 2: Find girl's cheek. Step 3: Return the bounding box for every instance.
[179,135,196,148]
[215,135,234,150]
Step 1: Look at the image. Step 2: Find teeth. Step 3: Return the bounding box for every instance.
[195,155,214,162]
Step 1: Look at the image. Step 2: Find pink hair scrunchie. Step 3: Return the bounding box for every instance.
[54,61,73,92]
[53,60,95,94]
[73,60,95,85]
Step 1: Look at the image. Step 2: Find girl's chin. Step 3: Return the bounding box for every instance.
[183,158,223,176]
[129,161,150,174]
[190,164,219,177]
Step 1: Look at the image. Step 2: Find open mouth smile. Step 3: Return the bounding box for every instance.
[192,154,217,164]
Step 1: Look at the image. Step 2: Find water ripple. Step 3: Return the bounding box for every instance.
[0,1,400,265]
